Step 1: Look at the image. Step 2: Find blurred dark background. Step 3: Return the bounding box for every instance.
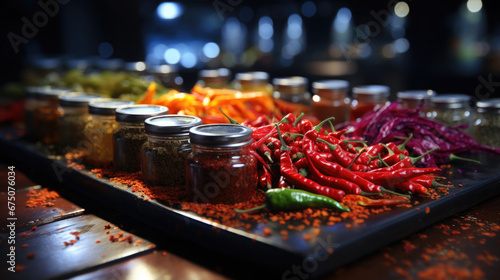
[1,0,500,99]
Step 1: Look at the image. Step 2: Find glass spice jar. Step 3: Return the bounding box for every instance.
[186,124,258,204]
[141,115,202,186]
[350,85,390,121]
[272,76,311,114]
[198,68,231,89]
[33,87,72,144]
[24,86,43,140]
[429,94,472,133]
[84,99,134,167]
[472,98,500,148]
[397,90,436,112]
[58,92,104,150]
[113,105,169,172]
[311,80,351,125]
[234,71,273,94]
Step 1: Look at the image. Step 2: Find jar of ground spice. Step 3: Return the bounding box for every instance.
[141,115,202,186]
[350,85,390,121]
[234,71,273,94]
[58,92,104,150]
[311,80,350,125]
[272,76,311,114]
[113,105,169,172]
[198,68,231,89]
[186,124,258,204]
[472,98,500,147]
[84,99,134,167]
[32,86,72,144]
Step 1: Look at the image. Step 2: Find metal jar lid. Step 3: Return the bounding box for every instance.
[145,115,202,137]
[476,98,500,114]
[312,80,350,93]
[430,94,471,109]
[397,90,436,101]
[29,86,72,100]
[59,92,104,108]
[199,68,231,79]
[189,124,253,148]
[352,85,390,98]
[116,105,169,123]
[88,99,134,116]
[236,71,269,83]
[273,76,308,94]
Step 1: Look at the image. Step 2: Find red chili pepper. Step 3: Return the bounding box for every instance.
[352,167,441,186]
[366,143,385,158]
[297,119,314,134]
[294,157,308,169]
[315,138,371,171]
[266,137,281,151]
[250,149,272,174]
[350,195,410,207]
[303,130,381,194]
[276,124,345,202]
[278,176,291,189]
[370,147,439,172]
[393,181,428,195]
[410,175,453,188]
[251,115,269,127]
[328,128,349,140]
[257,143,274,163]
[307,156,361,195]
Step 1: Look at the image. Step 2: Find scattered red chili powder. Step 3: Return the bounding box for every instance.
[480,232,496,238]
[26,253,35,259]
[95,240,101,243]
[148,244,156,249]
[135,239,143,245]
[21,244,29,248]
[15,265,25,272]
[425,207,430,214]
[31,226,37,231]
[25,189,60,208]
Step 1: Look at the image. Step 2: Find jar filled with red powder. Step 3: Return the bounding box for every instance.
[350,85,390,121]
[311,80,350,125]
[187,124,258,204]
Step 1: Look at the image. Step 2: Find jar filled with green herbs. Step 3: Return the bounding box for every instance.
[429,94,472,133]
[141,115,202,186]
[84,99,134,167]
[113,105,169,171]
[58,92,104,150]
[472,98,500,148]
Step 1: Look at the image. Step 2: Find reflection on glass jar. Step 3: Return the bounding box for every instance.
[272,76,311,114]
[350,85,390,121]
[397,90,436,113]
[58,92,104,150]
[311,80,350,125]
[472,98,500,148]
[429,94,472,133]
[148,64,183,90]
[32,87,72,144]
[114,105,169,172]
[186,124,258,204]
[141,115,202,186]
[84,99,134,167]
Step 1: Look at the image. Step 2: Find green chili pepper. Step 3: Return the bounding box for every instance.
[234,188,349,213]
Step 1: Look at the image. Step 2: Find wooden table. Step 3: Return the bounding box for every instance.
[1,161,499,280]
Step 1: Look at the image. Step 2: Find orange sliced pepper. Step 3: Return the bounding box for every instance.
[137,82,157,104]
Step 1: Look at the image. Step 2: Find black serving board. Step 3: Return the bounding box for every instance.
[2,131,500,279]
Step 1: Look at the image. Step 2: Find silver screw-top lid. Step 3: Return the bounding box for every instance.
[199,68,231,78]
[189,124,253,148]
[476,98,500,113]
[430,94,471,109]
[28,86,72,100]
[352,85,390,98]
[397,90,436,100]
[88,99,134,116]
[312,80,350,93]
[145,115,202,136]
[236,71,269,82]
[116,105,169,123]
[59,92,104,107]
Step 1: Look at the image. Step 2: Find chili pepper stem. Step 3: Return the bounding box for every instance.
[293,113,305,127]
[395,133,413,151]
[234,204,268,214]
[328,120,336,133]
[381,143,394,155]
[343,140,368,147]
[449,154,481,164]
[275,124,290,151]
[411,147,440,165]
[431,181,454,188]
[219,107,239,124]
[314,117,336,132]
[316,138,336,151]
[346,152,363,170]
[377,154,391,167]
[360,191,383,196]
[380,187,412,199]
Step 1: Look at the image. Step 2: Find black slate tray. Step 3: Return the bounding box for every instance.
[2,131,500,279]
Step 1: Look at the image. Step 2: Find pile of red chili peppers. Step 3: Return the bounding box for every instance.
[240,112,446,208]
